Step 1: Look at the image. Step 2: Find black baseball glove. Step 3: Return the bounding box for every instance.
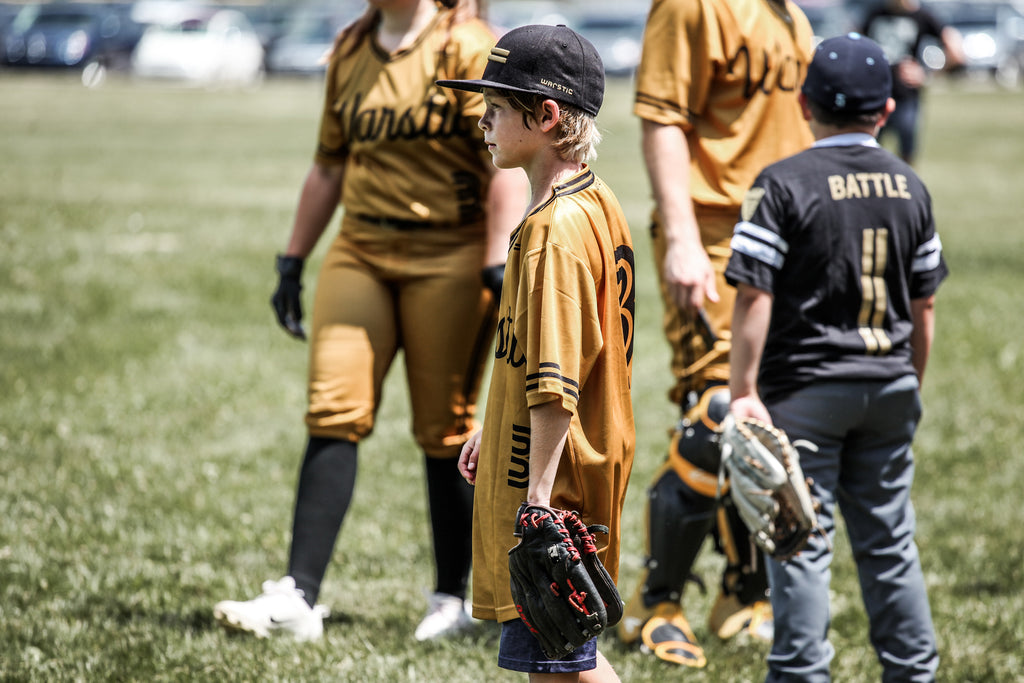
[271,254,306,340]
[508,503,624,659]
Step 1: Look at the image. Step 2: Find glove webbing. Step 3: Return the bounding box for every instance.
[516,507,581,562]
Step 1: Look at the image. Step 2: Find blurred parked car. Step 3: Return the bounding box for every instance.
[131,8,265,86]
[923,0,1024,88]
[487,0,572,35]
[264,3,360,76]
[2,2,145,80]
[0,2,22,52]
[220,2,291,55]
[794,0,859,45]
[569,1,650,78]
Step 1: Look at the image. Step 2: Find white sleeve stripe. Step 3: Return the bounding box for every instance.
[731,233,785,269]
[912,234,943,273]
[734,221,789,254]
[915,234,942,256]
[913,251,943,273]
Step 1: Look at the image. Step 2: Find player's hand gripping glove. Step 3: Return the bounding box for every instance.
[720,414,820,561]
[507,503,624,659]
[271,254,306,340]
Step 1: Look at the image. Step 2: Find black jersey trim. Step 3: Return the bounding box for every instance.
[525,169,596,221]
[525,382,580,402]
[526,362,581,401]
[526,371,580,390]
[554,169,595,197]
[635,91,689,117]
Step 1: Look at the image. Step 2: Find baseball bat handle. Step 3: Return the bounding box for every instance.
[697,308,718,347]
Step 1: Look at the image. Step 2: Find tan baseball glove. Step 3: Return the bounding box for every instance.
[720,414,820,561]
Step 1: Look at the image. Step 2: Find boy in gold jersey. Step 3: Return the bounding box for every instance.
[439,24,636,681]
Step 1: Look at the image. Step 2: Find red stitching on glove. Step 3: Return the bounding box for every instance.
[567,579,588,615]
[516,605,541,635]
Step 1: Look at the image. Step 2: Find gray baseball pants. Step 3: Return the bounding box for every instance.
[763,374,938,683]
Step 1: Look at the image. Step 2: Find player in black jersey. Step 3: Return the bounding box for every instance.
[725,34,948,682]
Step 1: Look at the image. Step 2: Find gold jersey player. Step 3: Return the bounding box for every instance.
[440,25,636,680]
[212,0,528,643]
[618,0,815,667]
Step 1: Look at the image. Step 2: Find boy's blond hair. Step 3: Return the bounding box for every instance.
[496,90,602,163]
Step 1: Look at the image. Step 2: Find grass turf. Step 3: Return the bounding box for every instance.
[1,71,1022,681]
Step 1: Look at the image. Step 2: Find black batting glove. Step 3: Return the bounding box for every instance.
[481,263,505,302]
[271,254,306,340]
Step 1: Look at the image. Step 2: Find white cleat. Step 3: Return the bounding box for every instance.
[213,576,329,642]
[414,591,474,641]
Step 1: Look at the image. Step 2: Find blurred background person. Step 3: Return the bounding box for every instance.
[861,0,965,165]
[212,0,527,643]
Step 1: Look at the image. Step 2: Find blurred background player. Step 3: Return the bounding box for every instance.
[441,23,636,681]
[726,33,947,680]
[616,0,814,668]
[212,0,527,643]
[861,0,965,165]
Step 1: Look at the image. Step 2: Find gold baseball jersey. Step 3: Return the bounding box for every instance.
[471,168,636,623]
[635,0,815,212]
[315,10,497,231]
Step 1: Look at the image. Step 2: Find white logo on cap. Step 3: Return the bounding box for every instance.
[541,78,574,95]
[488,47,509,64]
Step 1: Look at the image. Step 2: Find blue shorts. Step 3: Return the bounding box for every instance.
[498,618,597,673]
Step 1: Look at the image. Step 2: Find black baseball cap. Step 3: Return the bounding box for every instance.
[802,33,892,114]
[436,24,605,116]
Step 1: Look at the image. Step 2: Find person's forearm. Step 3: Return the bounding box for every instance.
[284,163,344,257]
[526,400,572,506]
[729,285,772,400]
[910,295,936,384]
[641,119,700,249]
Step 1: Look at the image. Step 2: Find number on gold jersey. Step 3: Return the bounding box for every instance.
[615,245,636,372]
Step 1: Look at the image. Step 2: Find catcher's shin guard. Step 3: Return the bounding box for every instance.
[640,459,717,608]
[634,385,732,609]
[708,496,772,641]
[715,497,770,605]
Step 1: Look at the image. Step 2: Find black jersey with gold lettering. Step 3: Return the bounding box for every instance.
[725,134,948,401]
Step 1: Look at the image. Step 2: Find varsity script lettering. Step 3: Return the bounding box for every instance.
[495,309,527,368]
[728,45,804,97]
[337,92,473,142]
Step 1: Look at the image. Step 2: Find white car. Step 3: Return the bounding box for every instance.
[131,8,264,86]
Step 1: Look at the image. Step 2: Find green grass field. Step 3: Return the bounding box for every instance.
[2,71,1023,682]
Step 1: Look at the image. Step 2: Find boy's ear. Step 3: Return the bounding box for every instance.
[797,92,813,122]
[538,99,561,132]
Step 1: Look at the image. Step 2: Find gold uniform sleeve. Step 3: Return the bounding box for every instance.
[521,235,601,414]
[635,0,720,129]
[634,0,815,210]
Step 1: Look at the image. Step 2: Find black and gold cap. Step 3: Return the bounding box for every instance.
[437,24,604,116]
